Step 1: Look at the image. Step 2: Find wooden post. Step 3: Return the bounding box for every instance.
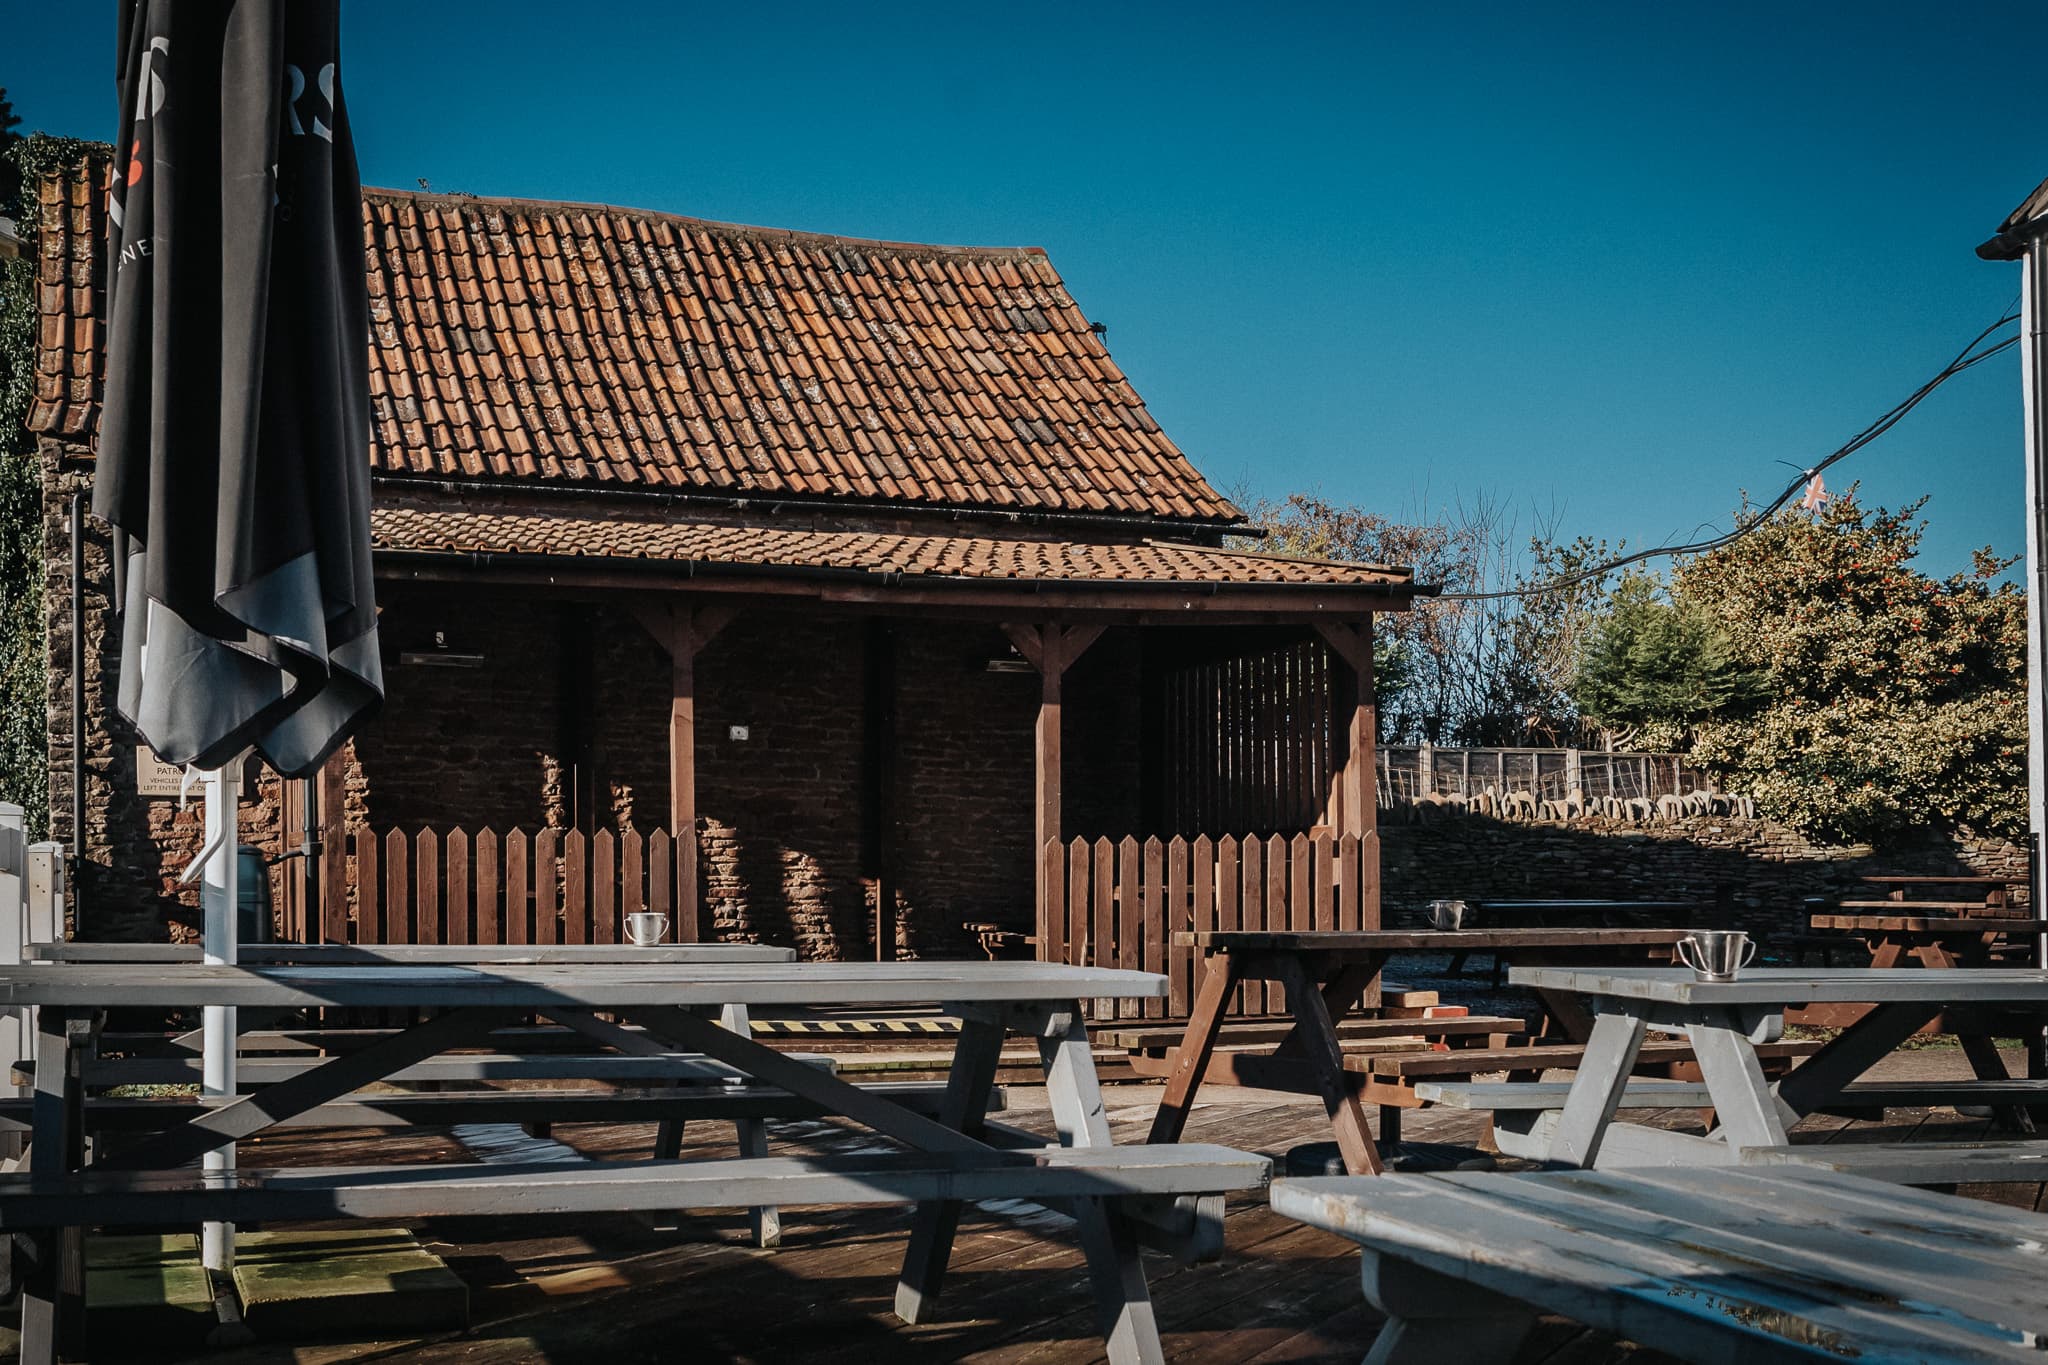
[635,602,735,944]
[1316,620,1380,937]
[669,633,697,941]
[1004,623,1105,953]
[279,778,305,941]
[317,752,348,944]
[862,621,898,961]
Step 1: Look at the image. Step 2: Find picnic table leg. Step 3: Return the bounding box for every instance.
[1074,1193,1165,1365]
[1903,937,2041,1131]
[720,1004,782,1247]
[1039,1005,1167,1365]
[1688,1011,1790,1153]
[1357,1251,1536,1365]
[1146,954,1237,1145]
[1274,958,1384,1059]
[1771,1001,1939,1123]
[1956,1032,2038,1134]
[1548,1008,1647,1169]
[20,1006,90,1365]
[1273,956,1382,1175]
[893,1015,1006,1324]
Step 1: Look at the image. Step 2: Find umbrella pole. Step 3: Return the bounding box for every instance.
[2025,245,2048,1080]
[201,761,240,1274]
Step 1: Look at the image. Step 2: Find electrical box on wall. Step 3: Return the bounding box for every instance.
[728,725,750,742]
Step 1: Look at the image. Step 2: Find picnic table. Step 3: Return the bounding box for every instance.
[1470,899,1703,927]
[1858,872,2024,908]
[1448,900,1700,980]
[1807,912,2048,970]
[1507,965,2048,1170]
[4,959,1268,1365]
[1274,1165,2048,1362]
[1145,929,1687,1175]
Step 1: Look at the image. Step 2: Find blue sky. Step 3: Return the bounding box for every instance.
[7,1,2043,575]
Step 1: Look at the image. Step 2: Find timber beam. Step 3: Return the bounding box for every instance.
[1314,620,1380,933]
[631,604,738,942]
[1003,624,1106,950]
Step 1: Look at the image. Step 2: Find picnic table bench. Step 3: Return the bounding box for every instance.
[1274,1165,2048,1362]
[7,959,1268,1365]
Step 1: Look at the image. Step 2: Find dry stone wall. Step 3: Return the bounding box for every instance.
[1381,808,2028,936]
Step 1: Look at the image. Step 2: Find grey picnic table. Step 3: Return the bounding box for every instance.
[1507,965,2048,1169]
[1274,1165,2048,1362]
[5,959,1268,1365]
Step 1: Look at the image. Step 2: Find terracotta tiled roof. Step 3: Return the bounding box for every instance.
[27,158,1241,524]
[369,503,1410,591]
[25,166,104,443]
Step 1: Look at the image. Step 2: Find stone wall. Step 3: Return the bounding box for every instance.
[40,440,296,942]
[1380,809,2029,935]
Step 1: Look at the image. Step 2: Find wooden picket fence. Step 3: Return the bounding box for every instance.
[340,825,689,946]
[1041,831,1379,1021]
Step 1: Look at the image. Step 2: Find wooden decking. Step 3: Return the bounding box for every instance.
[119,1050,2048,1364]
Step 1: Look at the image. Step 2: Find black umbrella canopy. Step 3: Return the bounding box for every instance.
[93,0,381,777]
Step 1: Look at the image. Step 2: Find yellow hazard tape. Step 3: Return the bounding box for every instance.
[749,1018,957,1035]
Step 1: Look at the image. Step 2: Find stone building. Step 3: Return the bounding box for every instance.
[25,155,1415,958]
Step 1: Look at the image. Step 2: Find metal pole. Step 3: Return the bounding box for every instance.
[201,763,239,1273]
[2022,246,2048,1079]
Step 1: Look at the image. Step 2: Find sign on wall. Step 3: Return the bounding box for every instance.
[135,747,259,797]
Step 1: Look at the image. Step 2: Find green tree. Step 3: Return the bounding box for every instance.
[1572,572,1759,750]
[0,112,44,836]
[0,91,22,213]
[1674,492,2025,842]
[1231,491,1473,739]
[1236,490,1610,745]
[0,131,97,838]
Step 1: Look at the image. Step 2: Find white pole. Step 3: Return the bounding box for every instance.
[2022,246,2048,1079]
[201,761,239,1273]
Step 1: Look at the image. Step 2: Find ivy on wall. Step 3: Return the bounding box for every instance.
[1,133,103,839]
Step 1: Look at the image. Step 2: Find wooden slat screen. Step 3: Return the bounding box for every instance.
[1043,832,1379,1019]
[1158,636,1333,838]
[348,826,690,946]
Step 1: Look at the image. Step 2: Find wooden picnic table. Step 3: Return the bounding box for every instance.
[1808,914,2048,967]
[1450,900,1700,979]
[1471,899,1703,927]
[1859,872,2023,904]
[1507,965,2048,1170]
[1799,914,2048,1059]
[1145,929,1687,1176]
[8,959,1267,1365]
